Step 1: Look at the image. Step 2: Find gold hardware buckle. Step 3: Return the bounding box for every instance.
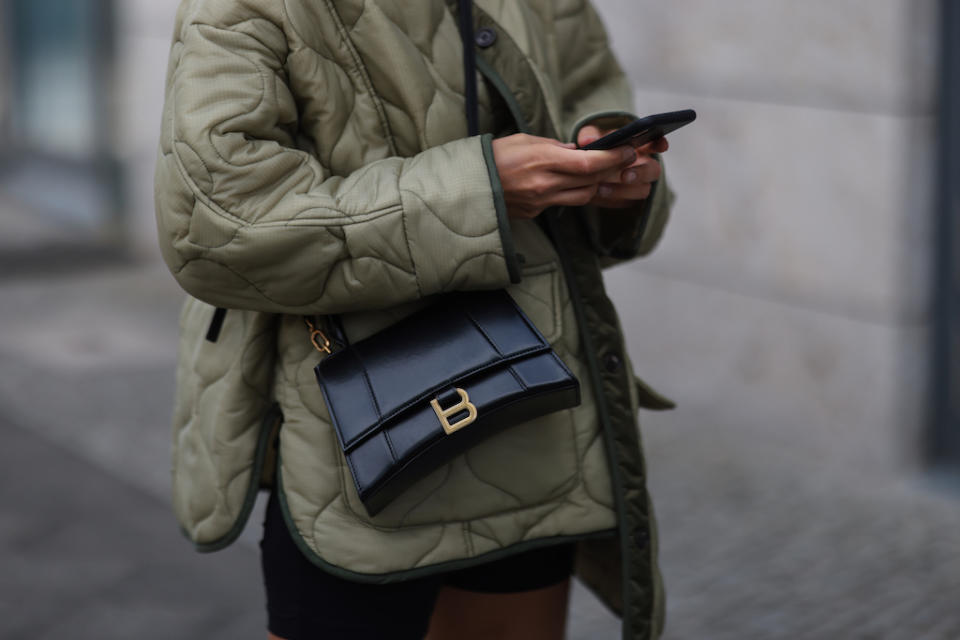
[303,317,332,355]
[431,388,478,435]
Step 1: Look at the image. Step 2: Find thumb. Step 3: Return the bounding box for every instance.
[576,125,603,148]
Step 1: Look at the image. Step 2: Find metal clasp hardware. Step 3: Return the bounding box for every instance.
[431,388,478,435]
[303,317,332,355]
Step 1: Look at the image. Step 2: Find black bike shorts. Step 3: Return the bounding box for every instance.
[260,490,576,640]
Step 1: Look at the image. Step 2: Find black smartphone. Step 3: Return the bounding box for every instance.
[579,109,696,150]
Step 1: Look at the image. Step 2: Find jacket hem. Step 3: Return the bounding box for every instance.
[274,456,615,583]
[187,403,282,553]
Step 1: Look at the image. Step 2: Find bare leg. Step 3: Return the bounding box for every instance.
[426,579,570,640]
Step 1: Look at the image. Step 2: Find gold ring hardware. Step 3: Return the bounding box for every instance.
[431,388,478,435]
[303,317,333,354]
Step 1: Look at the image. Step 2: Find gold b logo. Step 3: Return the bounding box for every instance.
[431,388,478,435]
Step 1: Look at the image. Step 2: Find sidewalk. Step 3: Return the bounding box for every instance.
[0,264,262,640]
[0,416,264,640]
[0,263,958,639]
[645,413,960,639]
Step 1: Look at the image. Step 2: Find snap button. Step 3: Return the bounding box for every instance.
[603,352,622,373]
[633,529,650,550]
[475,27,497,48]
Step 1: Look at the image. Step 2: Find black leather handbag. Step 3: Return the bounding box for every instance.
[314,290,580,515]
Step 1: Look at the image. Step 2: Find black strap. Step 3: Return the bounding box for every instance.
[457,0,479,136]
[327,314,348,347]
[206,307,227,342]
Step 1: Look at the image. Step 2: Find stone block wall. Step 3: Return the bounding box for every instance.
[593,0,940,471]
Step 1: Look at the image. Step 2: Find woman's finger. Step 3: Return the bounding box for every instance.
[549,184,600,208]
[595,156,661,186]
[576,124,604,148]
[621,157,661,184]
[550,145,636,177]
[548,164,624,190]
[596,181,653,204]
[636,137,669,154]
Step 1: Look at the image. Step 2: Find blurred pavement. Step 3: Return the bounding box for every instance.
[1,262,959,639]
[0,264,265,640]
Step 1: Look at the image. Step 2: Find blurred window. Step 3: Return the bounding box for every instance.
[0,0,119,232]
[10,0,100,158]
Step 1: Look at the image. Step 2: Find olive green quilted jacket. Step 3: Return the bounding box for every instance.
[155,1,675,638]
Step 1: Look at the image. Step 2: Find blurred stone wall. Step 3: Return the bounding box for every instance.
[594,0,940,472]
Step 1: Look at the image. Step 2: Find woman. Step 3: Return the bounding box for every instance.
[155,1,675,638]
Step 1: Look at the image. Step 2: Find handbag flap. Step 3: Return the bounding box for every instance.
[315,291,551,451]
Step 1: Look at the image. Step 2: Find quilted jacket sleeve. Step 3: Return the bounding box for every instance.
[554,0,674,263]
[155,17,519,315]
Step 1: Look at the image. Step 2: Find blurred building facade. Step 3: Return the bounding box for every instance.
[0,0,121,246]
[598,0,955,474]
[0,1,955,474]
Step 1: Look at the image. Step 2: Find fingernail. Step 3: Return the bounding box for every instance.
[623,170,637,184]
[599,185,613,198]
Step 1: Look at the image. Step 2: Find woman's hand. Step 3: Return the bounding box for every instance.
[491,133,637,219]
[576,125,669,209]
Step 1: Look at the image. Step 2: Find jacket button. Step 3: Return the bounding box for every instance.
[475,27,497,48]
[603,352,622,373]
[633,529,650,550]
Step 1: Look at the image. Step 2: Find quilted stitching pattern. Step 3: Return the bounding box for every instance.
[158,2,674,636]
[158,3,512,315]
[171,298,277,545]
[159,0,626,550]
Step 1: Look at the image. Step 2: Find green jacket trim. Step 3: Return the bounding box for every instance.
[476,56,531,133]
[543,212,638,639]
[274,456,616,584]
[480,133,521,284]
[634,375,677,411]
[472,28,661,636]
[190,403,282,553]
[469,23,662,636]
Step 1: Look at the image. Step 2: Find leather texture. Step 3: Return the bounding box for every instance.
[316,291,580,515]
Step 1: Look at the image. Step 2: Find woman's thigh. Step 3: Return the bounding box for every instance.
[260,492,442,640]
[426,580,571,640]
[427,542,575,640]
